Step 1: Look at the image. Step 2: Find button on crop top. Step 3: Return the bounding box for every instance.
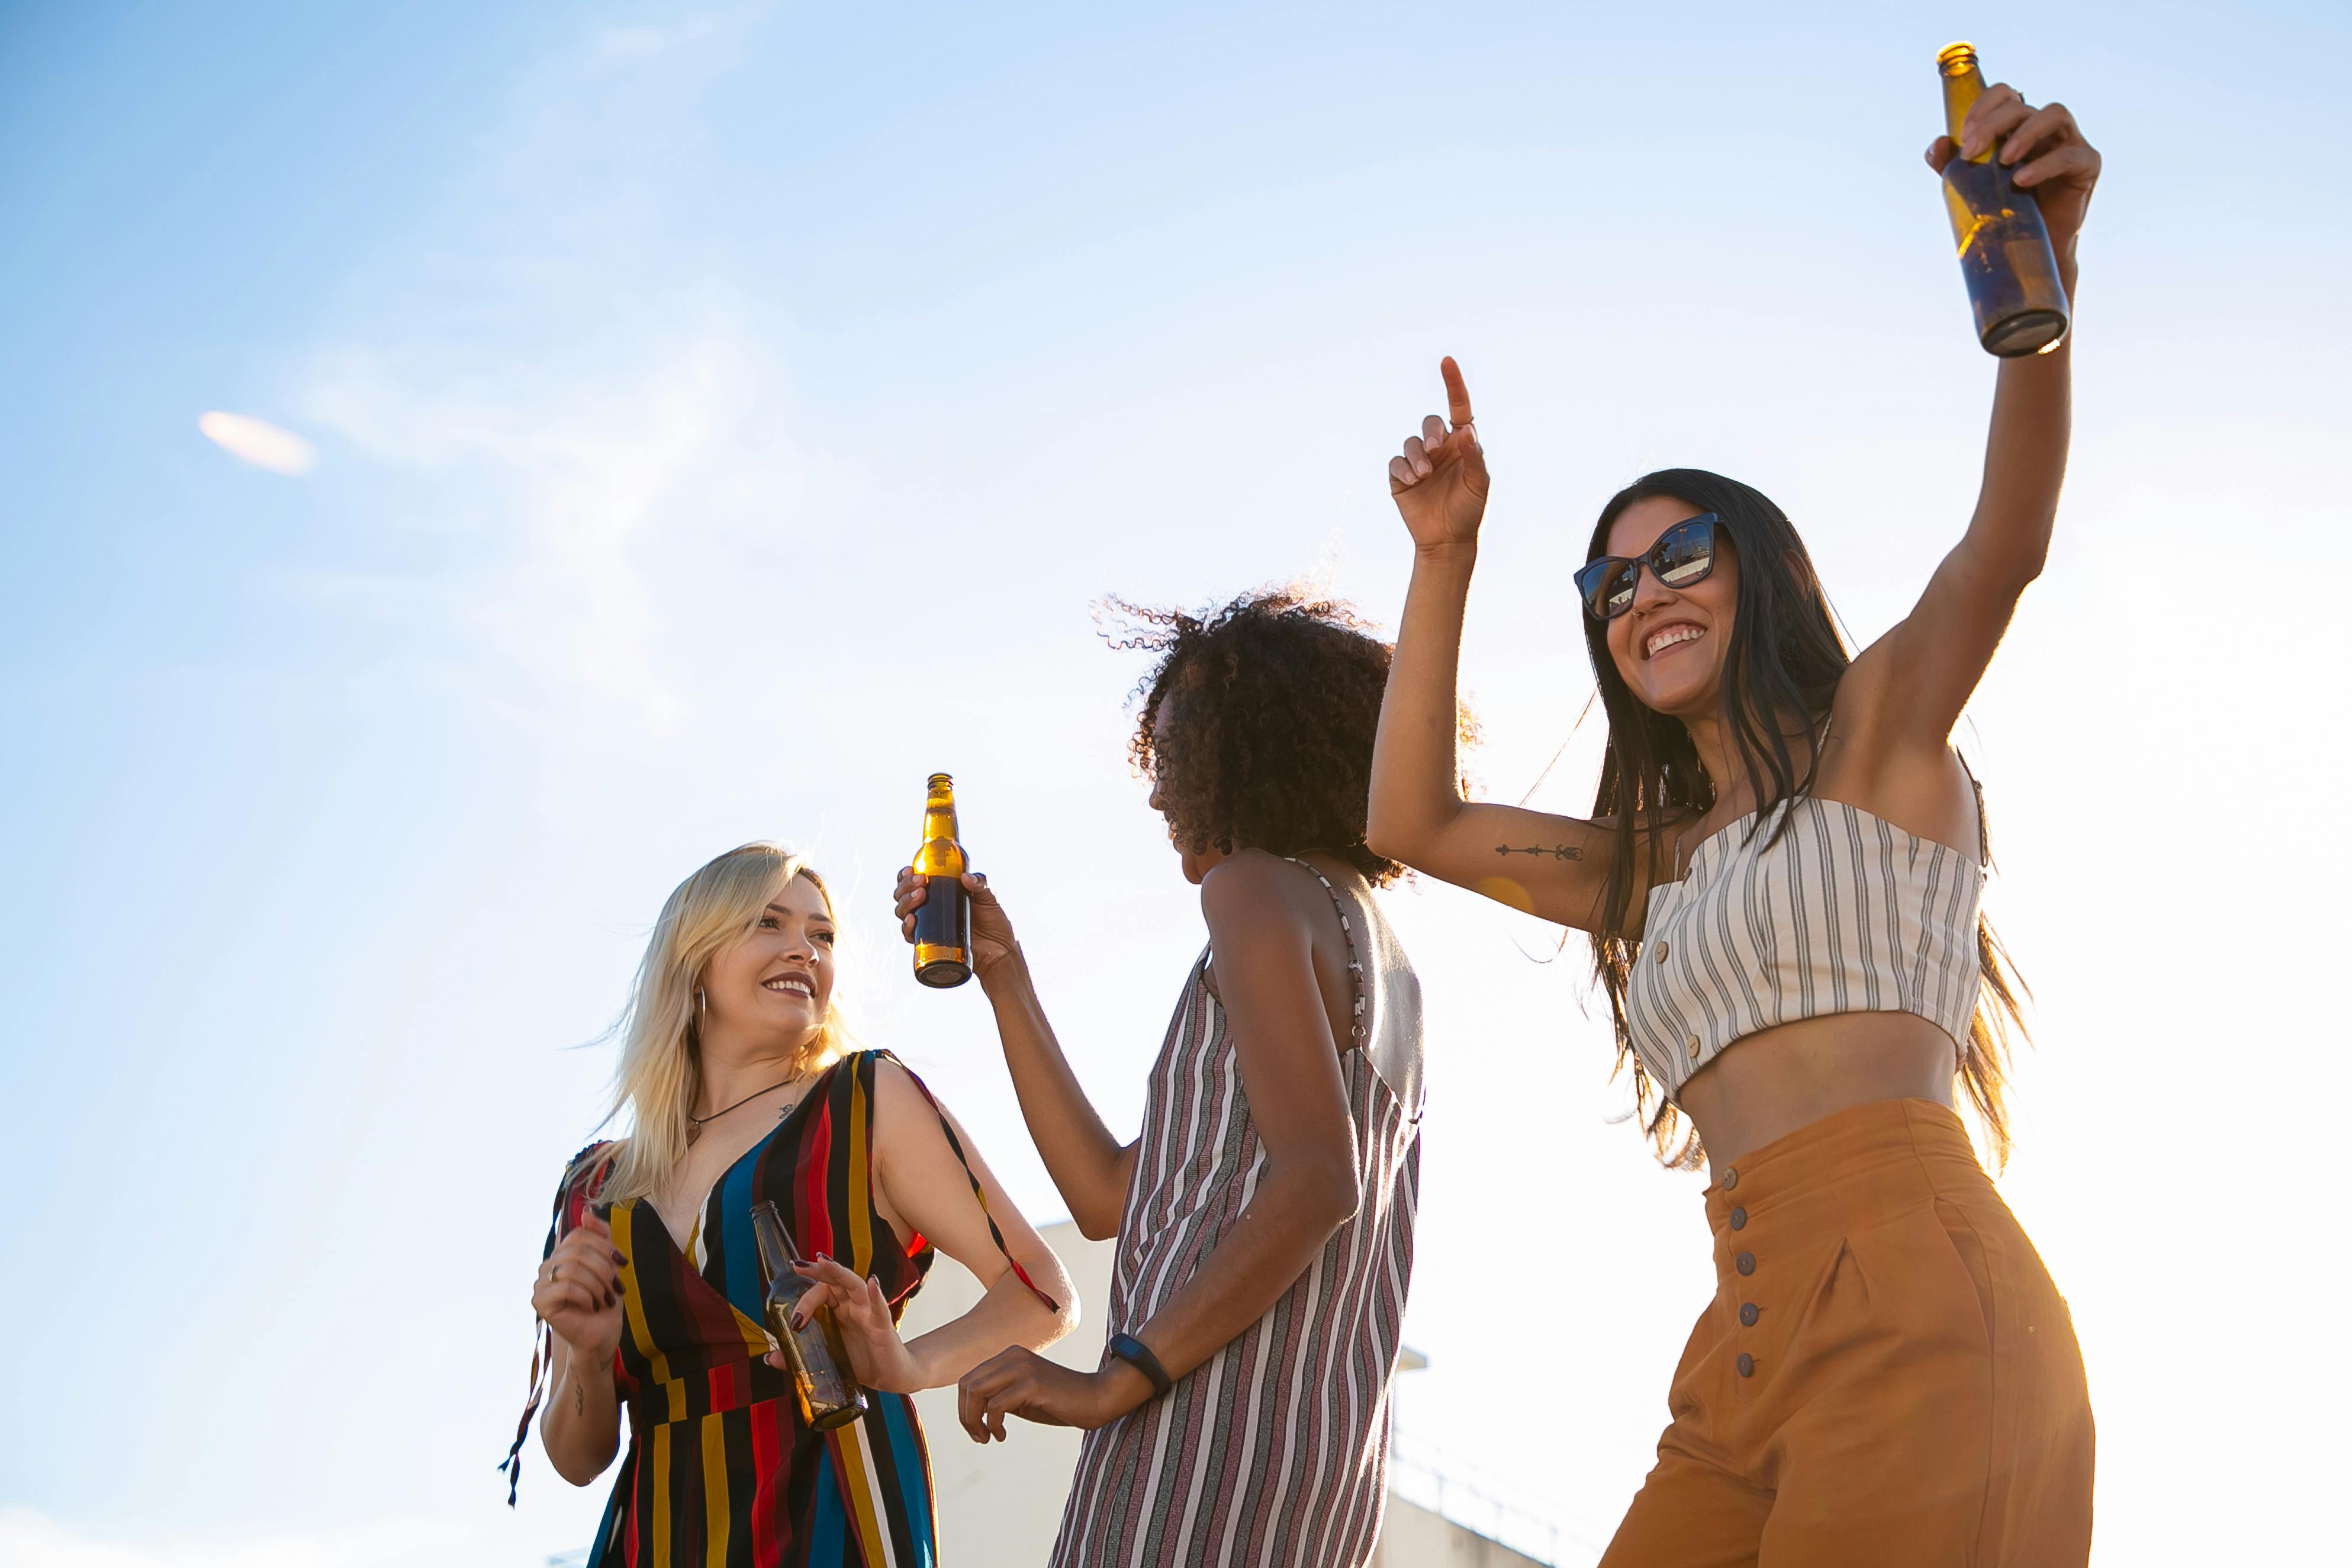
[1626,791,1986,1101]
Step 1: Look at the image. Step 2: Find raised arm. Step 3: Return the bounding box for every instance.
[1850,86,2100,754]
[895,868,1137,1239]
[1368,358,1619,928]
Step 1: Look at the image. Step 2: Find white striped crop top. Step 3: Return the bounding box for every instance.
[1625,793,1986,1100]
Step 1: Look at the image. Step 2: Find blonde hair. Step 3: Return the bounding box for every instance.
[596,842,852,1204]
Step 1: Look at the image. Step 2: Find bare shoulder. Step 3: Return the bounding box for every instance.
[865,1054,971,1181]
[1819,653,1983,853]
[1198,849,1321,931]
[868,1054,950,1128]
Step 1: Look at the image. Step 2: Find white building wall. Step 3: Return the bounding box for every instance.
[901,1222,1548,1567]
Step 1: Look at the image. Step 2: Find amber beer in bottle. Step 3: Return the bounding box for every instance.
[749,1200,868,1432]
[911,772,974,988]
[1936,41,2070,357]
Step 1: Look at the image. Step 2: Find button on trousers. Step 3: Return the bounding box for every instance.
[1600,1097,2094,1567]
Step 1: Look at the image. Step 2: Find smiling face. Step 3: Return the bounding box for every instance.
[1599,495,1742,722]
[698,871,836,1052]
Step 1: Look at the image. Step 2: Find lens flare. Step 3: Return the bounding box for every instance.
[198,410,317,475]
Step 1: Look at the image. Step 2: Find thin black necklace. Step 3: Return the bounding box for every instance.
[689,1074,802,1131]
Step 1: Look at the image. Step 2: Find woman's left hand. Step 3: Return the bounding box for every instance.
[955,1347,1149,1442]
[764,1254,926,1393]
[1926,84,2101,254]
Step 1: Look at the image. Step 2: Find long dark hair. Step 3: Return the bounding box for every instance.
[1582,469,2025,1168]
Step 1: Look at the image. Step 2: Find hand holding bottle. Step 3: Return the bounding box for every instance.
[764,1254,926,1393]
[1386,356,1488,555]
[895,868,1021,983]
[531,1208,626,1366]
[1925,81,2100,259]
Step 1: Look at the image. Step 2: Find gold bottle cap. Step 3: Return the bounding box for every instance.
[1936,41,1978,76]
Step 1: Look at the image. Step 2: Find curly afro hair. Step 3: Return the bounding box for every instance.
[1104,586,1402,886]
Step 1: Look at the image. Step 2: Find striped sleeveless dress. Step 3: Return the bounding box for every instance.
[502,1049,1050,1568]
[1051,861,1424,1568]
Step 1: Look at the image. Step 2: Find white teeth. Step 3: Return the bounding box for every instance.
[764,978,813,997]
[1646,624,1704,658]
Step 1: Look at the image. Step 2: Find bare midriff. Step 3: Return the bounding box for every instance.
[1674,1011,1961,1173]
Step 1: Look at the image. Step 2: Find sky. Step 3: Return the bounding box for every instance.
[3,1,2348,1563]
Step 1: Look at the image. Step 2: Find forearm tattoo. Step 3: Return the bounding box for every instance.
[1495,843,1583,861]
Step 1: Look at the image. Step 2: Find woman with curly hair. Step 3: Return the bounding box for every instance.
[893,589,1426,1568]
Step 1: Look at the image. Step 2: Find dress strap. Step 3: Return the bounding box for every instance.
[1284,858,1369,1045]
[871,1049,1061,1312]
[1954,749,1991,867]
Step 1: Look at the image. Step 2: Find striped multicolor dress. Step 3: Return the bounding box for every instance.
[1052,861,1425,1568]
[505,1049,1035,1568]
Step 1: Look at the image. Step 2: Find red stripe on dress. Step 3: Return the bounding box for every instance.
[798,1098,837,1262]
[706,1360,742,1416]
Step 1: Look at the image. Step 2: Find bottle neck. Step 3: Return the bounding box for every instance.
[1938,49,1993,163]
[749,1201,799,1277]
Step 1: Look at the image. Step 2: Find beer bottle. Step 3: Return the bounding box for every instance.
[1936,41,2070,358]
[911,772,974,988]
[749,1200,869,1432]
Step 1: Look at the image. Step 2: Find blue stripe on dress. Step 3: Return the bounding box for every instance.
[883,1396,938,1567]
[808,1445,846,1564]
[717,1143,766,1319]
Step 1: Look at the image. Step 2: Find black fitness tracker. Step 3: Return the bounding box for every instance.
[1108,1332,1175,1398]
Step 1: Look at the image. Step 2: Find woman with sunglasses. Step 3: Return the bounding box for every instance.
[1366,85,2098,1566]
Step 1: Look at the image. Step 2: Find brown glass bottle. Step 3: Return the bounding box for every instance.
[912,772,973,988]
[749,1200,868,1432]
[1937,41,2070,357]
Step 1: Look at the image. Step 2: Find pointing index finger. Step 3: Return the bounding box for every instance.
[1440,356,1475,427]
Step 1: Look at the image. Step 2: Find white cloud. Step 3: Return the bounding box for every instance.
[292,6,818,735]
[305,315,771,729]
[198,411,317,476]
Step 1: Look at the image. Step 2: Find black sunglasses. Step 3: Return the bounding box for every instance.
[1574,514,1721,621]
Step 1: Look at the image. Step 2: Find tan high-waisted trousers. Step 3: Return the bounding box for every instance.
[1601,1098,2094,1567]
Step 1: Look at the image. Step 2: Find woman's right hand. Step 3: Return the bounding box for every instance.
[894,868,1021,982]
[532,1209,626,1366]
[1387,356,1488,553]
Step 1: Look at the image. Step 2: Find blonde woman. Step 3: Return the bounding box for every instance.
[501,842,1074,1568]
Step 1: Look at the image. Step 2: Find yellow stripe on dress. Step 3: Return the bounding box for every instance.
[701,1412,731,1568]
[729,1302,771,1358]
[611,1203,681,1403]
[845,1064,874,1274]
